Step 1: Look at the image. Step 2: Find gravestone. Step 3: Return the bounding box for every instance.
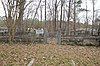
[44,29,48,44]
[56,29,61,44]
[32,28,48,44]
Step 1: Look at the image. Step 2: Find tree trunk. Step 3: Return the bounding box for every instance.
[67,0,71,35]
[8,28,12,44]
[45,0,46,28]
[92,0,95,35]
[74,0,76,36]
[54,0,57,31]
[60,0,63,29]
[17,0,25,32]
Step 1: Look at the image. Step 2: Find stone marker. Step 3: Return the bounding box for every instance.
[44,29,48,44]
[56,29,61,44]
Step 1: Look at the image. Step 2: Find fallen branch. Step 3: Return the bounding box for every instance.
[27,58,35,66]
[71,60,76,66]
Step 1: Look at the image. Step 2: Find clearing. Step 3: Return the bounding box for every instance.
[0,43,100,66]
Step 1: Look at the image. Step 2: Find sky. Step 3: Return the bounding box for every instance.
[78,0,100,23]
[0,0,100,23]
[0,0,4,16]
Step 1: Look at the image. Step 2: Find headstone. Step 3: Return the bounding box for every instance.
[56,29,61,44]
[30,28,48,43]
[44,29,48,44]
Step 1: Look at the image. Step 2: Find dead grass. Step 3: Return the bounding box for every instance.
[0,43,100,66]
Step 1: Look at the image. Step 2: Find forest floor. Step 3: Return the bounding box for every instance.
[0,42,100,66]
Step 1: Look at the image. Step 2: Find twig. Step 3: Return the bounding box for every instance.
[71,60,76,66]
[27,58,35,66]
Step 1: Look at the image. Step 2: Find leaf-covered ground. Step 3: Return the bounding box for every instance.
[0,43,100,66]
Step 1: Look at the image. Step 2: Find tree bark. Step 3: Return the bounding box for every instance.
[54,0,57,31]
[92,0,95,35]
[67,0,71,35]
[45,0,46,28]
[74,0,76,36]
[60,0,63,29]
[1,0,29,44]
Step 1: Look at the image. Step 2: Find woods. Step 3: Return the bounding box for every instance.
[1,0,29,44]
[0,0,100,66]
[0,0,99,44]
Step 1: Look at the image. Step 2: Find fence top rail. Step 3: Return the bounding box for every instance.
[61,36,99,40]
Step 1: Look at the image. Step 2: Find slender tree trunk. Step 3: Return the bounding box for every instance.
[60,0,63,29]
[17,0,25,32]
[45,0,46,28]
[63,7,65,30]
[98,23,100,36]
[85,0,88,35]
[1,0,31,44]
[74,0,76,36]
[67,0,71,35]
[92,0,95,35]
[40,6,43,27]
[54,0,57,31]
[56,10,58,30]
[8,27,12,44]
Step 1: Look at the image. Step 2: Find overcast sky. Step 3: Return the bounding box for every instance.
[78,0,100,22]
[0,0,4,16]
[0,0,100,23]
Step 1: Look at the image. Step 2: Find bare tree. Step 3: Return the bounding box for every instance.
[40,5,43,27]
[45,0,46,28]
[54,0,60,31]
[73,0,82,36]
[67,0,71,35]
[54,0,57,31]
[60,0,64,29]
[91,0,95,35]
[17,0,26,32]
[30,0,41,29]
[85,0,88,32]
[1,0,31,44]
[73,0,76,36]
